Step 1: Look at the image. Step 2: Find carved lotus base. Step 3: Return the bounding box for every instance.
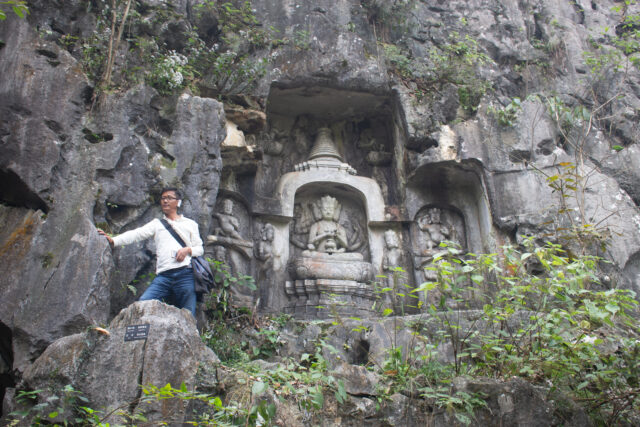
[290,255,372,282]
[285,255,375,318]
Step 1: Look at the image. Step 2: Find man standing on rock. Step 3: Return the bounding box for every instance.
[98,188,203,317]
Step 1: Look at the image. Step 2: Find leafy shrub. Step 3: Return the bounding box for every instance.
[410,241,640,424]
[203,259,255,320]
[148,50,190,93]
[488,97,522,127]
[0,0,28,21]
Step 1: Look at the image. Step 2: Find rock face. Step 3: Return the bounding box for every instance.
[452,377,590,427]
[15,301,218,425]
[0,7,224,382]
[0,10,113,374]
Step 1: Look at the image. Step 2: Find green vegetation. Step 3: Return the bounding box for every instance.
[242,344,348,413]
[367,241,639,425]
[203,259,255,320]
[488,97,522,127]
[382,32,491,113]
[361,0,417,39]
[9,382,275,426]
[0,0,28,21]
[200,235,639,425]
[584,2,640,78]
[363,0,490,112]
[9,384,95,426]
[159,157,177,169]
[69,0,271,100]
[496,3,640,256]
[515,90,627,254]
[41,252,54,269]
[9,242,639,425]
[292,29,311,50]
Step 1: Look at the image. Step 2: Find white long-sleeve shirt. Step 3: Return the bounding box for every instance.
[112,216,204,274]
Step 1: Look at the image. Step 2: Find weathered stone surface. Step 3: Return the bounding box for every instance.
[333,363,378,396]
[252,0,387,96]
[0,17,90,211]
[19,301,218,425]
[452,377,590,427]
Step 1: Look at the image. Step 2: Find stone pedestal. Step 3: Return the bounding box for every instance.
[285,279,376,318]
[285,254,375,318]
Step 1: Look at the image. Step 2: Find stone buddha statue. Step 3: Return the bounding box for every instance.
[418,207,451,252]
[301,195,363,261]
[307,195,348,253]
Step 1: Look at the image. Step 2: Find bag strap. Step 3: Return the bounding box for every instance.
[160,218,187,247]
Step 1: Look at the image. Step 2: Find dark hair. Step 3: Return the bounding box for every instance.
[160,187,182,200]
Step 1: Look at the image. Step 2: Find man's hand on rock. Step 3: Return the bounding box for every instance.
[176,247,192,262]
[98,229,114,247]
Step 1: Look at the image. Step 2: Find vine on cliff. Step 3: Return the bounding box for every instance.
[69,0,271,100]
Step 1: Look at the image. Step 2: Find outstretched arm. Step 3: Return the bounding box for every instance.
[102,220,157,248]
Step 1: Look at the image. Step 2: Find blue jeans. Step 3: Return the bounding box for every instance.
[139,267,196,317]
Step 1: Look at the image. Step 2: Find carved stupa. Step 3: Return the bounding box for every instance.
[294,127,357,175]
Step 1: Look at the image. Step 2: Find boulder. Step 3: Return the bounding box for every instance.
[18,301,219,425]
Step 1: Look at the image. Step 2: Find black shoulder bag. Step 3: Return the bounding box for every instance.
[160,219,215,298]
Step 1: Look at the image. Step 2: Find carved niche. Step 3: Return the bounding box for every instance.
[411,206,466,281]
[285,191,374,316]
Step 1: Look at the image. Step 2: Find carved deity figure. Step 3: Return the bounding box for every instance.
[256,223,275,282]
[307,195,348,253]
[256,223,274,263]
[214,199,243,240]
[290,203,311,249]
[382,230,403,271]
[418,208,451,251]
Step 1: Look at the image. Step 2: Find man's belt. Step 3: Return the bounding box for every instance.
[164,265,192,273]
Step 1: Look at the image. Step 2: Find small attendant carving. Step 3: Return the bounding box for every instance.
[256,223,275,282]
[256,223,274,264]
[213,245,228,264]
[290,203,312,249]
[208,198,253,259]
